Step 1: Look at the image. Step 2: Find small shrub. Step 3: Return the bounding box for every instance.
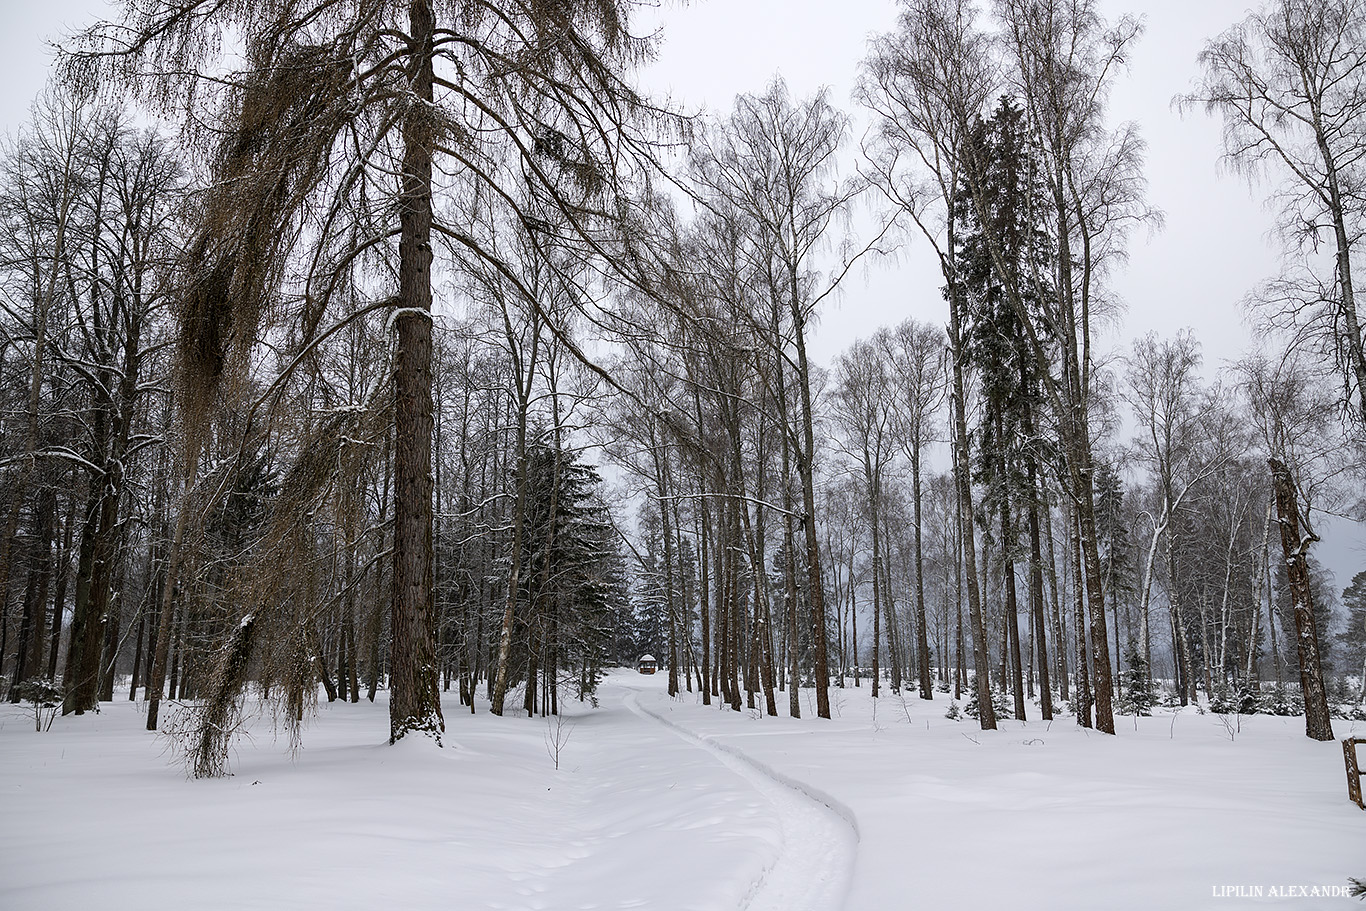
[965,687,1011,720]
[1261,683,1304,716]
[1116,647,1154,716]
[1209,685,1238,715]
[13,678,62,732]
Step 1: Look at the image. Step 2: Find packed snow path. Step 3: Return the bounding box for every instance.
[1,677,852,911]
[623,689,858,911]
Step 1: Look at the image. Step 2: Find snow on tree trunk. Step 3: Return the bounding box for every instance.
[387,0,443,745]
[1267,457,1333,742]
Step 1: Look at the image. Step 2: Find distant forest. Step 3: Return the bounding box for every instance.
[0,0,1363,774]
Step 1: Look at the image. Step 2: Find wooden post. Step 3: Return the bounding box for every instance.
[1346,738,1365,810]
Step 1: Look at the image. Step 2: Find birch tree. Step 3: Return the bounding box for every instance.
[1239,349,1341,739]
[858,0,1000,729]
[1184,0,1366,424]
[690,79,860,719]
[1123,332,1232,703]
[832,336,899,695]
[882,319,947,700]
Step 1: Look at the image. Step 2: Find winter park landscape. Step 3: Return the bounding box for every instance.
[2,671,1363,910]
[2,0,1366,908]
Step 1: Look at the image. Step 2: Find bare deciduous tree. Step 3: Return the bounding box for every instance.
[858,0,1000,729]
[1239,349,1342,740]
[1183,0,1366,424]
[690,79,863,719]
[881,319,947,701]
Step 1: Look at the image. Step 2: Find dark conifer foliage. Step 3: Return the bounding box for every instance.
[512,441,629,713]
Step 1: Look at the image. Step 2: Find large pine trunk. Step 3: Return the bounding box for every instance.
[387,0,443,743]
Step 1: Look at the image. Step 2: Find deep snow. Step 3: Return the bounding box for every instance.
[1,673,1362,910]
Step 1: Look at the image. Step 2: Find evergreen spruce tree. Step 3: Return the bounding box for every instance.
[632,506,670,667]
[953,96,1057,724]
[1274,558,1338,675]
[1339,571,1366,701]
[515,441,628,712]
[1116,643,1154,716]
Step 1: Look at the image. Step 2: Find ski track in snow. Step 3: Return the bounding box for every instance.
[625,693,859,911]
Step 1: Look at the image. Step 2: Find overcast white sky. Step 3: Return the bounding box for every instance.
[1,0,1274,370]
[3,0,1360,578]
[632,0,1279,373]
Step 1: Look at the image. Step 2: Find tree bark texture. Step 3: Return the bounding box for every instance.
[1267,457,1334,741]
[388,0,443,743]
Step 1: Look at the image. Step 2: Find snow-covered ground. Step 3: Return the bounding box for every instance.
[2,673,1362,909]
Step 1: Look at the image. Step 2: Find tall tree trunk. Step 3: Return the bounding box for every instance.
[713,483,726,704]
[791,310,831,718]
[1044,501,1068,701]
[1165,518,1196,706]
[387,0,443,743]
[781,446,801,717]
[1267,458,1333,741]
[948,285,995,730]
[1025,459,1053,719]
[1071,505,1092,728]
[48,488,76,682]
[1003,522,1026,721]
[697,482,712,705]
[880,509,903,693]
[659,447,680,699]
[98,556,126,702]
[736,460,776,716]
[953,476,965,701]
[996,414,1026,721]
[726,505,742,712]
[26,489,56,684]
[912,446,933,699]
[9,569,37,701]
[69,473,123,712]
[368,429,392,704]
[1246,499,1273,682]
[1070,450,1114,732]
[129,608,146,702]
[145,448,197,731]
[1198,595,1216,700]
[871,485,881,699]
[1136,518,1162,689]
